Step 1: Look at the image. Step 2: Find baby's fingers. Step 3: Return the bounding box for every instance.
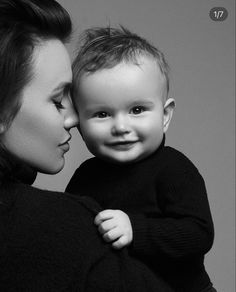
[112,236,129,249]
[98,219,116,234]
[94,209,115,225]
[103,228,121,243]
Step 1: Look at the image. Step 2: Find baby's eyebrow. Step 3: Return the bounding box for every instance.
[81,104,110,115]
[129,100,154,106]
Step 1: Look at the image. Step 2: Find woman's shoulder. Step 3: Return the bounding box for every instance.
[16,181,100,217]
[0,182,119,291]
[1,180,106,260]
[1,181,100,237]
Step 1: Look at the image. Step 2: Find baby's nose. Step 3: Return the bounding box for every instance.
[111,115,131,136]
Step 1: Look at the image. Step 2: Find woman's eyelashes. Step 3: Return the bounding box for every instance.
[53,100,65,110]
[52,93,65,110]
[52,86,71,110]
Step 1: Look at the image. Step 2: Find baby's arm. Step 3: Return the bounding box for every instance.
[94,209,133,249]
[126,169,214,260]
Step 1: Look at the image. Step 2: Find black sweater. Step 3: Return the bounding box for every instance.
[66,142,215,292]
[0,176,174,291]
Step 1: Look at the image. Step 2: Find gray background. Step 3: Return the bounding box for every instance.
[34,0,235,291]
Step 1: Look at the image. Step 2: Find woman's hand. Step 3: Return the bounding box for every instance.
[94,209,133,249]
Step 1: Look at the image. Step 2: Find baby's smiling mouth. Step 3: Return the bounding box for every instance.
[107,140,138,150]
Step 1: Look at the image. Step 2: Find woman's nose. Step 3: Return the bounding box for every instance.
[111,115,131,136]
[64,100,79,130]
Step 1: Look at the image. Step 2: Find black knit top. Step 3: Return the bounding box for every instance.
[0,172,174,291]
[66,140,215,292]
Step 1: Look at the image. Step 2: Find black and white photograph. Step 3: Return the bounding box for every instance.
[1,0,234,291]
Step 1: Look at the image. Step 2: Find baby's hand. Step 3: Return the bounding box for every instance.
[94,209,133,249]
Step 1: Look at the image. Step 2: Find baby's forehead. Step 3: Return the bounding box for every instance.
[81,57,164,84]
[114,56,167,88]
[82,55,164,79]
[76,55,168,100]
[76,60,167,103]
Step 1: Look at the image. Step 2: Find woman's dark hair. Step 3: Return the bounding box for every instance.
[0,0,72,180]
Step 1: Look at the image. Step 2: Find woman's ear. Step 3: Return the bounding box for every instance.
[163,97,175,133]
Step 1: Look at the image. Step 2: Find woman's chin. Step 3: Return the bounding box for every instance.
[38,158,65,175]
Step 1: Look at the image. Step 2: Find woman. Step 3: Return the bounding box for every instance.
[0,0,173,291]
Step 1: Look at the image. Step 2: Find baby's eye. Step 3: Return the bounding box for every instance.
[94,111,109,118]
[130,106,145,115]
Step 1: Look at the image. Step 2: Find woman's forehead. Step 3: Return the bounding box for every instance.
[31,39,72,90]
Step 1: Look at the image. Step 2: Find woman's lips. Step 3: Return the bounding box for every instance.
[59,142,70,152]
[59,135,71,152]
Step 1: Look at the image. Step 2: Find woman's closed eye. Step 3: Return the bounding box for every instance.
[53,100,65,110]
[52,86,71,110]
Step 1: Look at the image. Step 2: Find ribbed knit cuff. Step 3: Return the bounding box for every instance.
[127,213,149,255]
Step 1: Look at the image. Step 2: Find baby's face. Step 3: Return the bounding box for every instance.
[76,56,173,164]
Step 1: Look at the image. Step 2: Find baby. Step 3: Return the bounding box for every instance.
[67,26,216,292]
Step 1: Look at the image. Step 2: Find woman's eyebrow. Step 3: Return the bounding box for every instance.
[52,82,72,94]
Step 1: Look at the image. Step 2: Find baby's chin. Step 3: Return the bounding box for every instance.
[97,153,144,166]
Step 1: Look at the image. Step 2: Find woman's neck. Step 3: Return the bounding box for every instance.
[0,147,37,185]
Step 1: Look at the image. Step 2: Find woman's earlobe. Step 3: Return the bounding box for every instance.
[163,98,175,132]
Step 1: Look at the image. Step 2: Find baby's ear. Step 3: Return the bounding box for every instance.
[163,97,175,133]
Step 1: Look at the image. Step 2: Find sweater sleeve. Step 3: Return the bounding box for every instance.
[86,248,174,292]
[0,183,174,292]
[128,166,214,260]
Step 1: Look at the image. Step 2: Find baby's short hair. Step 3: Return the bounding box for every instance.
[72,26,170,95]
